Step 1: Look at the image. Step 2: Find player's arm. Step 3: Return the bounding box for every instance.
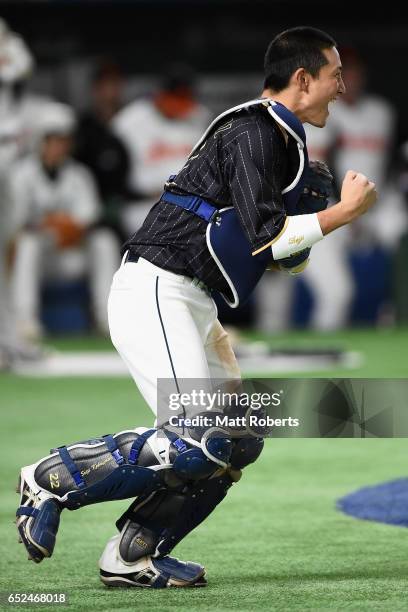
[224,121,288,254]
[225,124,377,264]
[43,166,101,249]
[317,170,377,234]
[224,123,316,273]
[262,171,377,261]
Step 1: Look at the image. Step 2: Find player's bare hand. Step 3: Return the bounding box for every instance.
[42,212,84,249]
[340,171,377,221]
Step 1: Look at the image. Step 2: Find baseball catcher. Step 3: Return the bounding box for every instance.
[16,26,376,588]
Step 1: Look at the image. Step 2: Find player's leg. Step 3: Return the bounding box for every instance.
[16,428,160,561]
[11,231,45,340]
[108,256,216,413]
[147,317,264,558]
[96,258,224,586]
[303,229,353,330]
[0,195,15,361]
[0,242,16,364]
[16,418,232,585]
[255,272,294,333]
[0,229,45,365]
[98,315,263,587]
[99,431,263,587]
[86,227,120,334]
[204,318,241,380]
[16,257,222,586]
[11,231,47,341]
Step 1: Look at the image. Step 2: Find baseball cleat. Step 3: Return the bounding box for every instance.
[100,555,207,588]
[16,468,61,563]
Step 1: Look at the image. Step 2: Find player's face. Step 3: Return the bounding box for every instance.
[41,134,72,167]
[304,47,345,127]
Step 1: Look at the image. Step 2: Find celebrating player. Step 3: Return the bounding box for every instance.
[16,27,376,588]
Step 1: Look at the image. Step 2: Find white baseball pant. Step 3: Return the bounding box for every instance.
[12,228,120,336]
[108,256,240,416]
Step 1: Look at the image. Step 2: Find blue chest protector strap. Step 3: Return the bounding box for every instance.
[161,191,220,224]
[163,99,309,308]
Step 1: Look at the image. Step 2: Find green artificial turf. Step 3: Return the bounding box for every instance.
[1,329,408,610]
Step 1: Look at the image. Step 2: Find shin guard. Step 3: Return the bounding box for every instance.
[110,436,264,565]
[24,429,163,510]
[16,428,162,562]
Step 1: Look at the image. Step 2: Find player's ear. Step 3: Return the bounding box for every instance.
[293,68,309,92]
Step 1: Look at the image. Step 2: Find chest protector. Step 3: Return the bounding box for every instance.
[174,99,309,307]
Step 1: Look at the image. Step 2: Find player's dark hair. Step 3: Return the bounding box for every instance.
[92,59,122,85]
[264,26,337,92]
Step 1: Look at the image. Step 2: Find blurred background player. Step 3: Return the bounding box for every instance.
[112,63,211,234]
[75,61,131,243]
[0,18,51,366]
[303,47,407,329]
[9,102,120,340]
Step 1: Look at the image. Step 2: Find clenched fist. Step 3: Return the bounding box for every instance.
[340,170,377,221]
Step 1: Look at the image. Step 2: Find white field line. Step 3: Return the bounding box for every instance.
[13,350,363,377]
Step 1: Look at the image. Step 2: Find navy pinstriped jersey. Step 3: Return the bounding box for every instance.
[123,104,300,293]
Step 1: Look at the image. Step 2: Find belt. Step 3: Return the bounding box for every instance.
[190,277,210,292]
[124,252,210,294]
[125,250,139,263]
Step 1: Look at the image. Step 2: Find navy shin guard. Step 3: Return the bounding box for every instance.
[32,430,162,509]
[16,428,162,562]
[113,436,264,562]
[155,470,234,557]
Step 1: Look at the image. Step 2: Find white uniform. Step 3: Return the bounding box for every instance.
[303,94,406,329]
[0,20,55,358]
[109,256,240,417]
[307,95,395,188]
[10,156,119,335]
[112,97,210,232]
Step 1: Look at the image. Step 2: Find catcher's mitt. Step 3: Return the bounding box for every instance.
[277,247,311,275]
[297,160,334,214]
[273,162,332,274]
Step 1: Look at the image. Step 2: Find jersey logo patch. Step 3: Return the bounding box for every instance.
[213,122,232,137]
[288,235,304,246]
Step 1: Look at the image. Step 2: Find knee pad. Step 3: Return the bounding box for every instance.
[27,429,164,510]
[23,425,233,513]
[230,437,264,470]
[172,436,232,481]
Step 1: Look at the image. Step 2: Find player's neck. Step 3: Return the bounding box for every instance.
[262,87,310,123]
[261,88,297,113]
